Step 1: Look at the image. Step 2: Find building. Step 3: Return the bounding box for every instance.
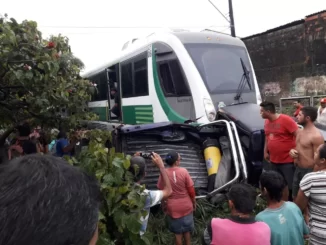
[243,10,326,106]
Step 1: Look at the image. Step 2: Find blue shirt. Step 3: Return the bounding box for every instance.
[56,138,69,157]
[256,202,309,245]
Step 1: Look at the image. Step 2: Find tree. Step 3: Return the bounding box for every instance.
[0,14,97,133]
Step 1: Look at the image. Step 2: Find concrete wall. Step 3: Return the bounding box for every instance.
[243,11,326,105]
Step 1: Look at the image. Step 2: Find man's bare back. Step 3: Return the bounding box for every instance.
[295,127,324,168]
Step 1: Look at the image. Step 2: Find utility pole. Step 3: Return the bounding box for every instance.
[228,0,236,37]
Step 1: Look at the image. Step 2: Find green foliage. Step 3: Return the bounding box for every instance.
[0,15,97,128]
[68,129,152,245]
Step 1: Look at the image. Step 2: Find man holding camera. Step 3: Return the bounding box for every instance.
[130,152,172,235]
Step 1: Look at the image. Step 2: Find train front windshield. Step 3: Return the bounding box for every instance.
[185,43,256,103]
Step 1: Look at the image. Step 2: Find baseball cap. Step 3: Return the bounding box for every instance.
[321,98,326,103]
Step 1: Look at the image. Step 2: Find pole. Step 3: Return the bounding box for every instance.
[228,0,236,37]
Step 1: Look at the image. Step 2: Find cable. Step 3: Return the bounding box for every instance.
[208,0,230,23]
[39,25,229,29]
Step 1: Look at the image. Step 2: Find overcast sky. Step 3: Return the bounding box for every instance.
[2,0,325,72]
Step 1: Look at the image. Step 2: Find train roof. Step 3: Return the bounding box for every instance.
[82,29,246,78]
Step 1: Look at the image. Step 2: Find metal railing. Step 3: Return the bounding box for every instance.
[279,95,326,113]
[229,121,248,181]
[279,96,311,113]
[312,95,326,106]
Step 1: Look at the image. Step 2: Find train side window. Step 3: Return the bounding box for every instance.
[134,58,149,96]
[89,73,108,101]
[159,63,176,95]
[169,59,190,96]
[121,62,133,98]
[98,72,108,100]
[158,59,190,97]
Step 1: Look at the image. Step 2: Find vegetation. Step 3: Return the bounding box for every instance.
[67,129,152,245]
[0,14,97,145]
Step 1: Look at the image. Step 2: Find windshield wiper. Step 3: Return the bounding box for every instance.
[234,58,252,102]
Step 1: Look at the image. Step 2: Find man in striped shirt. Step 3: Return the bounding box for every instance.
[296,143,326,245]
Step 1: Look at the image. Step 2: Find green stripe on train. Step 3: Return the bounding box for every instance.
[122,105,154,124]
[89,107,107,121]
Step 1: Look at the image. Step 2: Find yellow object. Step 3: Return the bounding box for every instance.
[204,146,222,176]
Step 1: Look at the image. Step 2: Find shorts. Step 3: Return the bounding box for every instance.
[167,213,194,234]
[268,162,295,190]
[292,166,313,197]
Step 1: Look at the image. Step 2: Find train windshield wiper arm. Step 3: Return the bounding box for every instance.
[234,58,252,102]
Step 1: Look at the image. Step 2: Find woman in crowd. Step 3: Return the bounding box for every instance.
[157,151,195,245]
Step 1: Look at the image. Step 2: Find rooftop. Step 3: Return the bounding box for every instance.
[242,9,326,40]
[242,19,304,40]
[306,10,326,18]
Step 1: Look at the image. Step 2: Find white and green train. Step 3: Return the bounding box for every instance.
[83,29,262,124]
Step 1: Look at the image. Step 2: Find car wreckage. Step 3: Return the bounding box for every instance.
[81,103,271,204]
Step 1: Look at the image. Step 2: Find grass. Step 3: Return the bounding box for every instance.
[148,196,267,245]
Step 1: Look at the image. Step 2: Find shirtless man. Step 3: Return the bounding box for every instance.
[289,106,324,200]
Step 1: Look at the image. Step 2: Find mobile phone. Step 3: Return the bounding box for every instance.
[139,152,153,159]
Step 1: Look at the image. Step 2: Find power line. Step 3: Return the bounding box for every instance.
[208,0,230,23]
[218,26,231,33]
[39,25,229,29]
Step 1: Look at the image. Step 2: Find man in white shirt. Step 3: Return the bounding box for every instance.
[316,98,326,125]
[130,152,172,235]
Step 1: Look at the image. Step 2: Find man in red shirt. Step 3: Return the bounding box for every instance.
[293,100,303,119]
[260,101,299,201]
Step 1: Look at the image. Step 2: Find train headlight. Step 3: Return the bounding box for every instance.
[203,99,216,122]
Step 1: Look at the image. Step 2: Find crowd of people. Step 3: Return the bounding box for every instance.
[6,123,81,160]
[1,99,326,245]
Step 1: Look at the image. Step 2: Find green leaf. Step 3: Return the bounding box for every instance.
[37,63,44,70]
[102,174,114,185]
[112,158,122,169]
[141,233,152,245]
[25,71,33,80]
[113,209,126,232]
[14,70,24,80]
[118,185,129,194]
[95,169,105,179]
[98,211,106,220]
[125,215,142,234]
[123,159,130,170]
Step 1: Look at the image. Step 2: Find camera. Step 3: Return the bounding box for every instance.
[139,152,153,159]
